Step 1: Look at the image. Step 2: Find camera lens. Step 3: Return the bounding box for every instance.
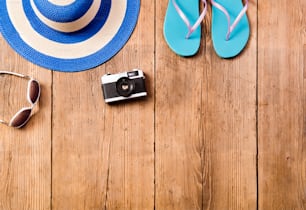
[116,77,135,97]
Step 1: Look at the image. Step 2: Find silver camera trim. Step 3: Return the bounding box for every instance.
[104,92,147,103]
[101,69,145,84]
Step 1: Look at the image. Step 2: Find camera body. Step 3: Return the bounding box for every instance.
[101,69,147,103]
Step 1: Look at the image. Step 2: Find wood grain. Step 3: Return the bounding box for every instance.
[155,0,205,209]
[201,0,258,209]
[156,0,257,209]
[101,1,155,208]
[0,0,305,209]
[52,1,154,210]
[258,0,306,209]
[0,35,52,210]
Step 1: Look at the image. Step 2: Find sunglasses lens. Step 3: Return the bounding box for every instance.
[10,108,32,128]
[29,80,40,104]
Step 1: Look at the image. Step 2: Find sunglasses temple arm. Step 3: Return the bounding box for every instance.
[0,71,31,79]
[0,119,9,126]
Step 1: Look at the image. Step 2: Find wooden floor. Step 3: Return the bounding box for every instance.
[0,0,305,209]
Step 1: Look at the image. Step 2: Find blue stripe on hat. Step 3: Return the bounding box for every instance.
[23,0,111,43]
[33,0,94,22]
[0,0,140,72]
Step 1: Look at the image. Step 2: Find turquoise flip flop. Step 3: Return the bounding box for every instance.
[163,0,207,56]
[211,0,249,58]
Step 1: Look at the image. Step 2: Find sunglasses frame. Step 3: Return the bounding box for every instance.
[0,71,41,128]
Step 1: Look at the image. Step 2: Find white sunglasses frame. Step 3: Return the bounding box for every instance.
[0,71,41,128]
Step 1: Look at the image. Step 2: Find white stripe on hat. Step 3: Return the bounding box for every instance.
[48,0,75,6]
[31,0,100,32]
[7,0,126,59]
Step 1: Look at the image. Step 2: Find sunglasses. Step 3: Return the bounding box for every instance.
[0,71,41,128]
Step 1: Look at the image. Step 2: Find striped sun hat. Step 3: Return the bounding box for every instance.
[0,0,140,72]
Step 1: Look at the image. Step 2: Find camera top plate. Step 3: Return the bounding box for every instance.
[101,69,145,84]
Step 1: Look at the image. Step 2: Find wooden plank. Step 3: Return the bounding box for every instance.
[156,0,257,209]
[201,1,258,209]
[0,35,52,210]
[52,1,155,209]
[52,70,110,210]
[155,1,207,209]
[258,0,306,209]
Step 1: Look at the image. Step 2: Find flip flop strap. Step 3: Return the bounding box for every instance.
[172,0,207,39]
[211,0,248,40]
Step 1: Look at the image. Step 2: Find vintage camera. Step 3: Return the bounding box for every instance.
[101,69,147,103]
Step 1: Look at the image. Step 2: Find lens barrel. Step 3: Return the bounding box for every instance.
[116,77,135,97]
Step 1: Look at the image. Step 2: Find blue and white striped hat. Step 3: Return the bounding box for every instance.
[0,0,140,72]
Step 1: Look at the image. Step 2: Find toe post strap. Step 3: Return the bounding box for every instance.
[172,0,207,39]
[211,0,248,40]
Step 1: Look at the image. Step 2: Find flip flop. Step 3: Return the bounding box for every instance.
[211,0,249,58]
[163,0,207,56]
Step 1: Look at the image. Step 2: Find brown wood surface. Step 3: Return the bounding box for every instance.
[0,0,305,209]
[258,0,306,209]
[0,38,52,209]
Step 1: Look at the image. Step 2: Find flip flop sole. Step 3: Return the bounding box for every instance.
[163,0,201,56]
[212,0,250,58]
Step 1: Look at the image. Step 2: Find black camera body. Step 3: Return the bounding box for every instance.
[101,69,147,103]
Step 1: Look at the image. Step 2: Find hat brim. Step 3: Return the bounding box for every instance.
[0,0,140,72]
